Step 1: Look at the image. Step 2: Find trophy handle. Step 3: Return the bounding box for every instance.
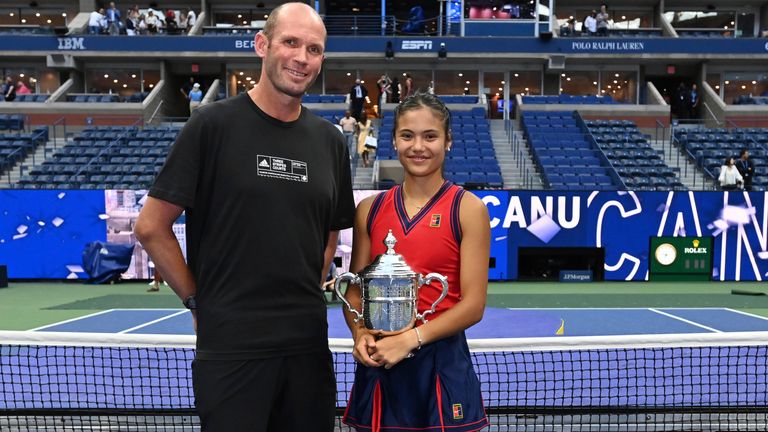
[334,272,363,323]
[416,273,449,323]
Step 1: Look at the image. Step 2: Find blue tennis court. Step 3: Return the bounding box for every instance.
[30,306,768,337]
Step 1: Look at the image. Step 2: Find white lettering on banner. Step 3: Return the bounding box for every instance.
[401,40,433,50]
[57,38,85,50]
[684,247,708,254]
[571,41,645,52]
[500,196,581,229]
[764,42,768,52]
[235,40,255,49]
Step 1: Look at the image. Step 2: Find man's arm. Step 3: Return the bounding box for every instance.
[320,230,340,285]
[134,197,197,303]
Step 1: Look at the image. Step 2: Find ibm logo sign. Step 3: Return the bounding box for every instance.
[401,40,432,50]
[57,38,86,50]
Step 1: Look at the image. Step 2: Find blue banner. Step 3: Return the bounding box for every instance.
[477,190,768,281]
[6,35,768,55]
[1,190,766,281]
[0,190,106,278]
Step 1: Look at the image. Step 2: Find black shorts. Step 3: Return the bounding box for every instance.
[192,350,336,432]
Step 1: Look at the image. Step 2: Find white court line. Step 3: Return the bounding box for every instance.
[649,308,722,333]
[118,310,190,334]
[724,308,768,322]
[29,309,117,331]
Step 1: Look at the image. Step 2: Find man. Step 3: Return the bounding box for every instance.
[339,110,357,154]
[736,149,754,191]
[596,4,609,36]
[134,3,355,431]
[105,2,121,35]
[88,7,105,34]
[349,78,367,121]
[188,83,203,114]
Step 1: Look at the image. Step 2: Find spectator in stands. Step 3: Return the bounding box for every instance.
[15,81,31,95]
[340,91,490,432]
[584,11,597,36]
[180,77,195,100]
[134,4,353,430]
[339,110,357,154]
[596,4,610,36]
[106,2,121,35]
[136,13,147,34]
[185,8,197,31]
[689,83,700,118]
[560,18,576,36]
[3,77,16,102]
[736,149,754,191]
[376,74,391,113]
[357,113,373,167]
[145,10,160,34]
[165,10,179,34]
[674,82,690,119]
[718,157,743,191]
[404,73,415,98]
[188,83,203,113]
[125,10,138,36]
[349,78,368,122]
[390,76,401,103]
[89,7,106,35]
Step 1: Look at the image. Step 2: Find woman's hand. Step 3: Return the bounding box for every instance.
[352,327,382,367]
[365,329,419,370]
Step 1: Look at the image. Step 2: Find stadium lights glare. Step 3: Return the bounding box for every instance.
[592,81,597,85]
[46,19,51,23]
[113,79,118,83]
[561,73,566,77]
[149,84,154,88]
[514,73,519,77]
[501,81,505,84]
[62,13,66,17]
[464,87,469,91]
[245,76,251,81]
[20,19,26,23]
[498,87,502,91]
[35,13,40,17]
[346,72,351,76]
[465,80,470,84]
[131,74,136,78]
[458,73,463,77]
[237,14,242,18]
[725,80,730,84]
[104,74,109,78]
[239,72,243,76]
[122,84,127,88]
[615,73,620,77]
[19,74,24,78]
[525,87,529,91]
[9,12,14,16]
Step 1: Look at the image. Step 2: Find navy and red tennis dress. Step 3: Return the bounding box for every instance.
[343,181,489,432]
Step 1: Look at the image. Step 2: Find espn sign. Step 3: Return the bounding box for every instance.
[401,40,432,50]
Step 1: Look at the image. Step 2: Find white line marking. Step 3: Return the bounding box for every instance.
[118,310,190,334]
[30,309,117,331]
[723,308,768,322]
[649,308,722,333]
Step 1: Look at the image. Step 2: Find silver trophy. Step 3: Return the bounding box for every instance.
[334,230,449,336]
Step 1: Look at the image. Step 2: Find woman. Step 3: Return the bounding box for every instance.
[342,92,491,431]
[357,113,373,168]
[719,156,743,190]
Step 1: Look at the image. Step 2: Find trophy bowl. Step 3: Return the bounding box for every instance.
[334,230,448,337]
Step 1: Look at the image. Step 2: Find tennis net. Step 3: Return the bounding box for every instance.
[1,330,767,431]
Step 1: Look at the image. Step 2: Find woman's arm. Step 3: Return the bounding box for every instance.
[371,192,490,369]
[342,195,380,367]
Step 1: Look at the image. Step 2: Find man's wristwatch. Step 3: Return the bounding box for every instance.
[182,295,197,310]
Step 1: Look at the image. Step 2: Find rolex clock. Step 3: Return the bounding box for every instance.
[654,243,677,266]
[649,236,713,281]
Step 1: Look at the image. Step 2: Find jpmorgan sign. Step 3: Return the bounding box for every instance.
[401,40,432,50]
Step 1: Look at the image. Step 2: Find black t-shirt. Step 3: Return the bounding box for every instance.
[150,93,355,359]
